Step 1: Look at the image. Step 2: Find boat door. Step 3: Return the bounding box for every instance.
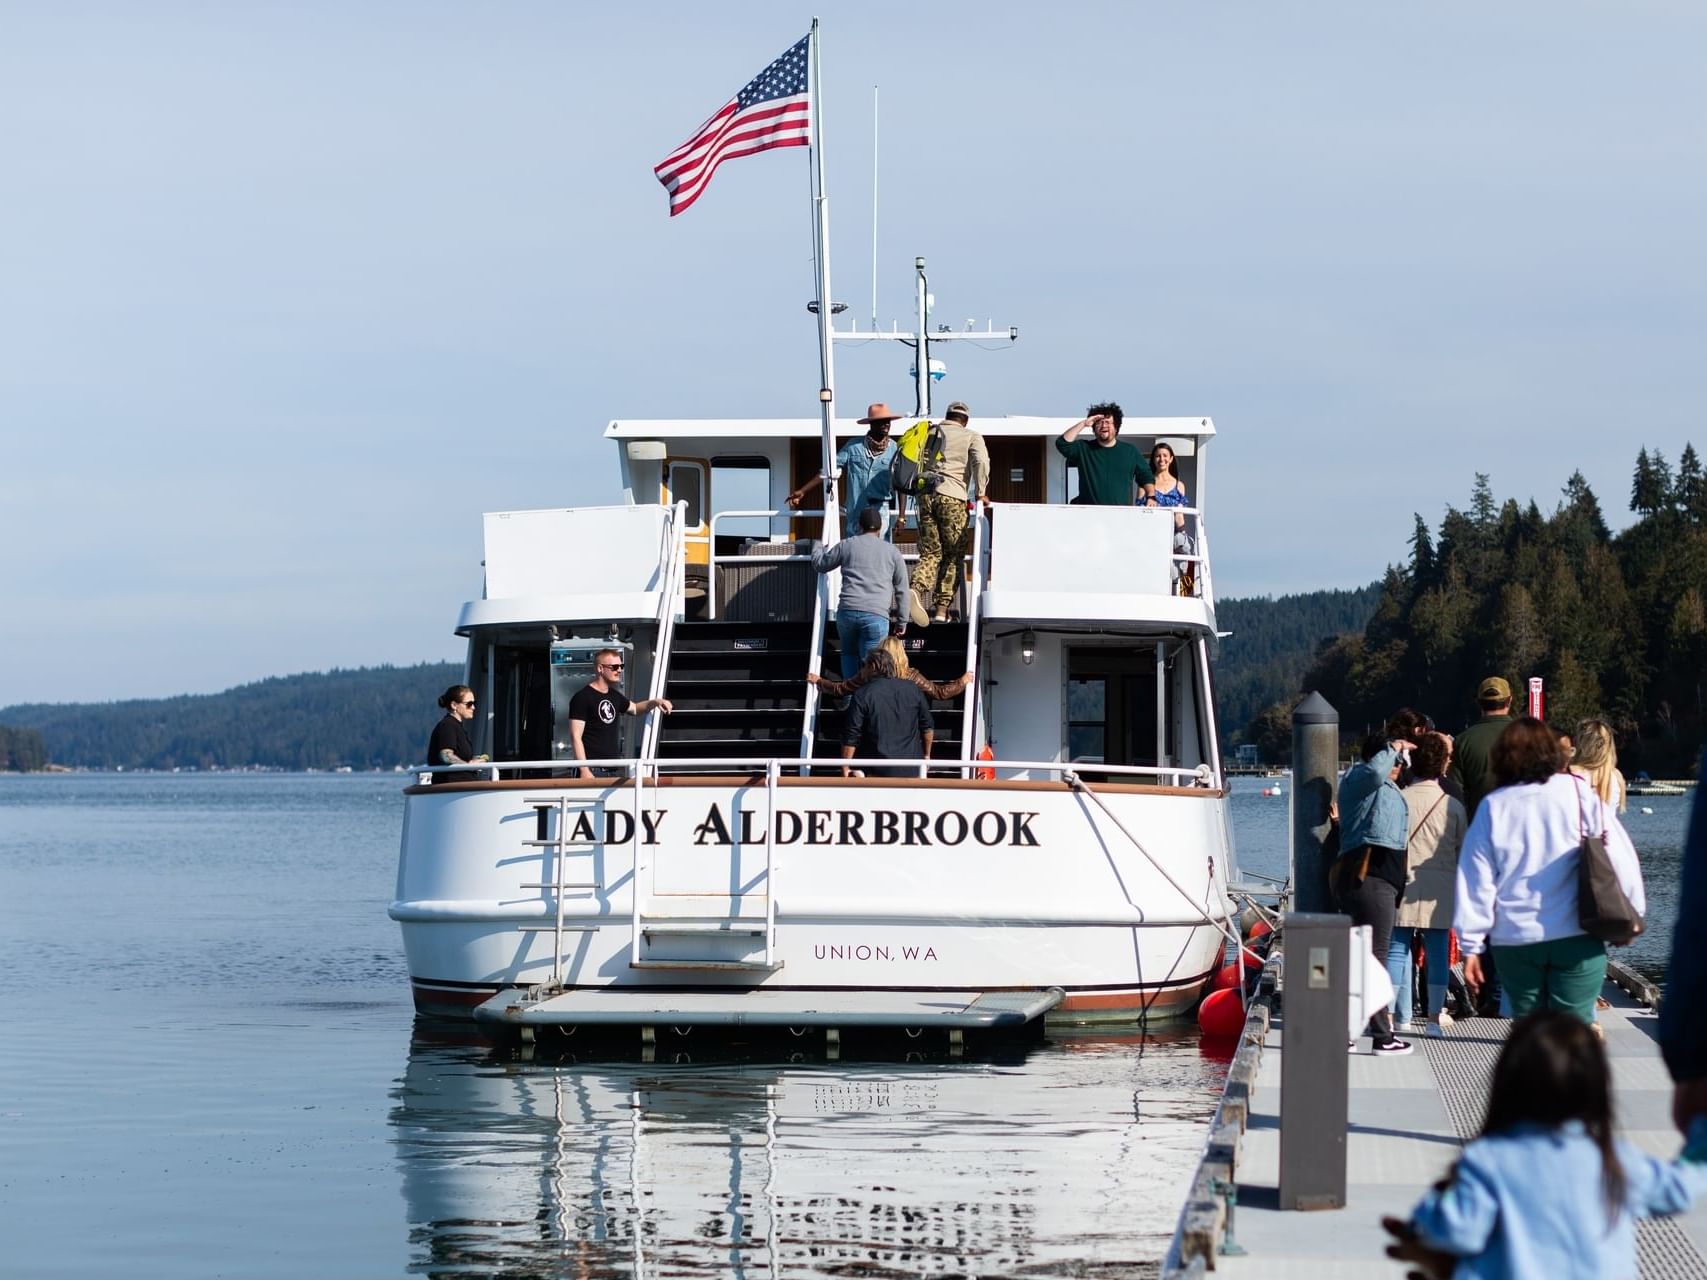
[663,456,710,572]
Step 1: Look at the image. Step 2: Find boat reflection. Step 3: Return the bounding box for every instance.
[391,1023,1222,1277]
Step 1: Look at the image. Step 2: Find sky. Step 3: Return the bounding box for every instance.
[4,2,1705,706]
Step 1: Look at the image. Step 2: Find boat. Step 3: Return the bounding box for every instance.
[388,31,1239,1039]
[389,335,1239,1036]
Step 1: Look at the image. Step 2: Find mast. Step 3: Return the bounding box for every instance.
[808,18,840,546]
[830,256,1018,417]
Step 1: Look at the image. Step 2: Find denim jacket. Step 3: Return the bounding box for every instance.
[1411,1119,1707,1279]
[1339,743,1407,852]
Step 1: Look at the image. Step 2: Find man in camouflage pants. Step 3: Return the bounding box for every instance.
[910,401,991,625]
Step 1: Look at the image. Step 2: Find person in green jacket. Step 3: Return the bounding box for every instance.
[1054,402,1154,505]
[1450,675,1515,820]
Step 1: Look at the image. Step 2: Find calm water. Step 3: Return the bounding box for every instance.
[0,774,1687,1277]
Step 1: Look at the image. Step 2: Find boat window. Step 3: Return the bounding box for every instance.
[711,454,772,543]
[667,463,703,529]
[1066,677,1107,763]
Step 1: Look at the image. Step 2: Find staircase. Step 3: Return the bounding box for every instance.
[654,620,814,770]
[814,621,972,771]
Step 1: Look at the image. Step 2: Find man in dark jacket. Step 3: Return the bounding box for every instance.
[841,648,934,778]
[1662,742,1707,1136]
[1448,676,1514,819]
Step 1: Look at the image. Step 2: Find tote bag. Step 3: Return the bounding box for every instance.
[1575,780,1644,946]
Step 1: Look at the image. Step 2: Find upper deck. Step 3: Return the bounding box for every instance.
[463,413,1220,633]
[446,411,1227,783]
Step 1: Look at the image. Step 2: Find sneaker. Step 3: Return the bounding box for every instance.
[1393,1021,1416,1034]
[1424,1022,1446,1039]
[1371,1037,1414,1057]
[1434,1010,1454,1029]
[908,588,930,628]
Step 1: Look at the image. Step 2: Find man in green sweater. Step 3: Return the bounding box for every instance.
[1449,675,1514,819]
[1054,402,1154,504]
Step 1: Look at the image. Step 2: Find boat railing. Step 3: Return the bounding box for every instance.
[1137,503,1210,600]
[639,501,689,761]
[415,756,1214,787]
[705,508,818,621]
[704,506,987,619]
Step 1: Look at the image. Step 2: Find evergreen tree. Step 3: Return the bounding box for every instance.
[1492,583,1546,688]
[1678,444,1707,525]
[1632,447,1665,515]
[1651,450,1675,511]
[1408,514,1436,587]
[1470,473,1497,528]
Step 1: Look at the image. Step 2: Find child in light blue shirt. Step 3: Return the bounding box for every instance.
[1386,1010,1707,1279]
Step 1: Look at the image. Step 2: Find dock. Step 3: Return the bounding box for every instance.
[1169,964,1707,1277]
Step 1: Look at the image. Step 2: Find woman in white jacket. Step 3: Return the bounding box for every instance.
[1455,717,1644,1024]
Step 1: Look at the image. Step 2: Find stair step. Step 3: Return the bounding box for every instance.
[641,923,768,937]
[630,958,784,972]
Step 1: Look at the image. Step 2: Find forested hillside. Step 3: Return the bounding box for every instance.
[0,724,47,771]
[1214,584,1382,741]
[1245,450,1707,775]
[1,663,462,771]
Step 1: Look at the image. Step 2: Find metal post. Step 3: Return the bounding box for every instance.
[1290,691,1340,915]
[1277,911,1350,1210]
[914,257,929,416]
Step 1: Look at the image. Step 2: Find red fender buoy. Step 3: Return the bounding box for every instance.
[1246,918,1274,942]
[1197,986,1245,1037]
[1211,963,1243,992]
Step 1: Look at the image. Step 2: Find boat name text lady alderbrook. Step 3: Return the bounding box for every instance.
[556,803,1043,848]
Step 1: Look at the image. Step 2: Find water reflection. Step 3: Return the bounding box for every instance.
[392,1026,1224,1277]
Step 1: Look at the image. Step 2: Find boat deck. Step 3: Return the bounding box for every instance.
[1177,983,1707,1276]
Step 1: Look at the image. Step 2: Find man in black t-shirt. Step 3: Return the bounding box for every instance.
[841,650,935,779]
[568,648,673,779]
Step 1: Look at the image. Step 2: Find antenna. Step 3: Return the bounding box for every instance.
[828,256,1018,417]
[870,85,879,333]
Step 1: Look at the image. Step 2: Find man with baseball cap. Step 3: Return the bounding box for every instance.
[788,401,902,539]
[804,504,910,679]
[910,400,990,625]
[1450,675,1515,821]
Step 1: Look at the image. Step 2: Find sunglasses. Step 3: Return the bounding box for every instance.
[601,663,624,671]
[458,699,476,707]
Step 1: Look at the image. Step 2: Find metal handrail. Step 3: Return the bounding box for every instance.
[798,570,830,769]
[763,758,779,966]
[629,757,648,967]
[640,501,687,761]
[956,507,988,774]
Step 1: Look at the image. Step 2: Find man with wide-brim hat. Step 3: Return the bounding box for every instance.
[787,401,904,539]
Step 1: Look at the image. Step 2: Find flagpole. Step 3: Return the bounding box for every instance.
[808,17,841,547]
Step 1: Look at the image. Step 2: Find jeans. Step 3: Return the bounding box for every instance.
[1336,873,1401,1040]
[1388,926,1452,1024]
[836,609,889,679]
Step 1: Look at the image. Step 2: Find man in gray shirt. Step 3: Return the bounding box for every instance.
[807,505,909,678]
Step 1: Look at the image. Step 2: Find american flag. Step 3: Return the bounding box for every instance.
[654,35,811,217]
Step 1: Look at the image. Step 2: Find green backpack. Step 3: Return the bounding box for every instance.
[890,419,948,496]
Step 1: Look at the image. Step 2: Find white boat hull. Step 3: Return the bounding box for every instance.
[393,776,1238,1026]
